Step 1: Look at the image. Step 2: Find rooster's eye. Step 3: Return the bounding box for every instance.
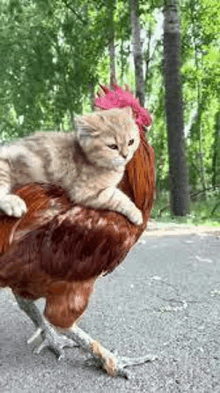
[108,144,118,150]
[128,139,134,146]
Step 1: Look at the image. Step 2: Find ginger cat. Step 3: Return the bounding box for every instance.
[0,107,142,225]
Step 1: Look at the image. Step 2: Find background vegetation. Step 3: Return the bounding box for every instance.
[0,0,219,224]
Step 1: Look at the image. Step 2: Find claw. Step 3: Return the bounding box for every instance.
[117,353,158,369]
[115,353,158,378]
[28,324,76,360]
[104,353,158,379]
[91,341,157,378]
[14,294,77,361]
[84,353,157,379]
[34,338,50,355]
[27,327,43,344]
[32,337,65,360]
[65,325,158,378]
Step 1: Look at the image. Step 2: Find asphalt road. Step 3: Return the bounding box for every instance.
[0,229,220,392]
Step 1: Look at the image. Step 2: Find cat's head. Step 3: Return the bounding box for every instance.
[75,107,140,169]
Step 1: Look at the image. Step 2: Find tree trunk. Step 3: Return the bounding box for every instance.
[108,1,116,88]
[189,1,206,198]
[212,110,220,189]
[163,0,190,215]
[109,40,116,88]
[196,109,206,198]
[88,83,95,112]
[130,0,145,106]
[144,23,153,100]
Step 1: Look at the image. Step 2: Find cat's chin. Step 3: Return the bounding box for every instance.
[89,156,124,169]
[109,162,125,170]
[92,160,124,171]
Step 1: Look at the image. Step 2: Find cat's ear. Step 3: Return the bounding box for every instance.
[75,115,100,139]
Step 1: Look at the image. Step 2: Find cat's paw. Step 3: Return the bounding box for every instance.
[0,194,27,217]
[128,208,143,225]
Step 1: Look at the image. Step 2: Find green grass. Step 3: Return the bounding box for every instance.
[151,191,220,227]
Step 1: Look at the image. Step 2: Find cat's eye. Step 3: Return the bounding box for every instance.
[108,144,118,150]
[128,139,134,146]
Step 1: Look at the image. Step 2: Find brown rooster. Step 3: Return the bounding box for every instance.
[0,84,156,378]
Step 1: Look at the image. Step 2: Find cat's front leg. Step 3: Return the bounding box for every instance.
[120,202,143,225]
[0,158,27,217]
[79,188,143,225]
[0,192,27,217]
[110,189,143,225]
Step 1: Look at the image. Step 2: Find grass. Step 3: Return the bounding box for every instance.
[151,191,220,227]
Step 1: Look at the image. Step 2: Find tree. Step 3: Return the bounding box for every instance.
[212,111,220,188]
[130,0,145,106]
[181,0,220,195]
[107,0,116,87]
[163,0,190,215]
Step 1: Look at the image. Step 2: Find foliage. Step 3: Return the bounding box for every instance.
[152,190,220,226]
[0,0,108,137]
[0,0,220,219]
[181,0,220,193]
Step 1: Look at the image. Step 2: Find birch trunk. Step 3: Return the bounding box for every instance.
[130,0,145,106]
[108,1,116,88]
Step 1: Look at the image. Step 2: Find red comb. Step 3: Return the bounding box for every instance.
[95,84,152,133]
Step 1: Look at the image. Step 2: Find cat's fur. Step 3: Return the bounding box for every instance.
[0,107,142,224]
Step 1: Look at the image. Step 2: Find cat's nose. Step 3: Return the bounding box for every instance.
[121,152,128,159]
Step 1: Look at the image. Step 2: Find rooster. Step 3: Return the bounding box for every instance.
[0,84,156,378]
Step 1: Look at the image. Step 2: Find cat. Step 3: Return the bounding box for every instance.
[0,107,143,225]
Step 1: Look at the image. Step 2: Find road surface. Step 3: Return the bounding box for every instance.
[0,227,220,392]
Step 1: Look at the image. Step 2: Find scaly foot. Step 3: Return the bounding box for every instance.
[65,325,158,378]
[14,293,76,360]
[85,350,158,378]
[28,318,77,360]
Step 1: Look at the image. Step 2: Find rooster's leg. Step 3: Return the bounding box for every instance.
[13,293,75,360]
[63,324,157,379]
[43,280,157,378]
